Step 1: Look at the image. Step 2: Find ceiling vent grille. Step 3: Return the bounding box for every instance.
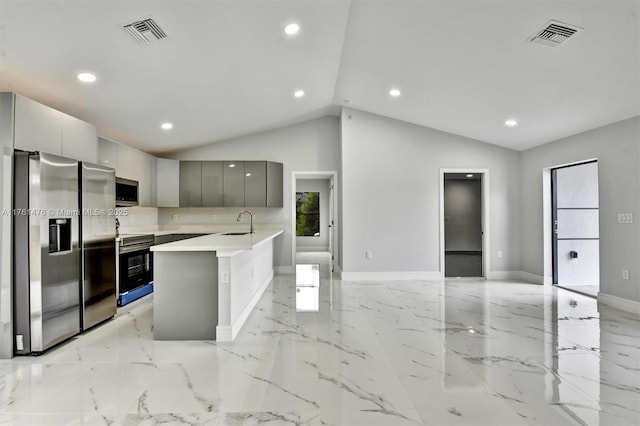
[528,20,582,47]
[122,18,167,44]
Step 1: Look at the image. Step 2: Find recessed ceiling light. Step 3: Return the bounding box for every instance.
[161,122,173,130]
[245,173,252,177]
[466,174,474,178]
[505,119,518,127]
[76,72,96,83]
[389,88,401,97]
[229,163,236,168]
[294,90,305,98]
[284,23,300,35]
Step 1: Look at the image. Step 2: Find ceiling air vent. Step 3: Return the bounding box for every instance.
[527,20,582,47]
[122,18,167,44]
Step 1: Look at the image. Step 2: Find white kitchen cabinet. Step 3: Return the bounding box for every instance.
[62,113,98,163]
[157,159,178,207]
[113,142,155,207]
[14,95,63,154]
[97,137,117,167]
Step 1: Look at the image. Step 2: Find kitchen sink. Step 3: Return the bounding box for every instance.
[221,232,252,236]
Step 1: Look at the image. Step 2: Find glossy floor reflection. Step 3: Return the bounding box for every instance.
[1,253,639,425]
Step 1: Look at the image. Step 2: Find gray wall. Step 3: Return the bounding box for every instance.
[520,117,639,303]
[296,179,330,251]
[444,179,482,251]
[164,116,341,269]
[340,108,521,274]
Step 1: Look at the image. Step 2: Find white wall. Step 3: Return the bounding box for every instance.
[0,93,14,358]
[296,179,330,251]
[163,116,341,269]
[520,117,640,303]
[340,108,521,276]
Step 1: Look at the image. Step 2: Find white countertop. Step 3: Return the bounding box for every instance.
[150,228,283,252]
[117,224,283,240]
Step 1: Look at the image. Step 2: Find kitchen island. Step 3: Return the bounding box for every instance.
[150,228,283,342]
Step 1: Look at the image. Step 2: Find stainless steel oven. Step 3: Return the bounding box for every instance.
[116,234,154,306]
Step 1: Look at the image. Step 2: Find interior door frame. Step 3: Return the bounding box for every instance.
[439,168,490,278]
[292,171,339,273]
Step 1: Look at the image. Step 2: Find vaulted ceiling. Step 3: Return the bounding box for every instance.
[0,0,638,154]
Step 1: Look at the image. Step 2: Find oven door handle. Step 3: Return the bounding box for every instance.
[119,243,152,254]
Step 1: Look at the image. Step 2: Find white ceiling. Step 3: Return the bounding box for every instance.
[0,1,638,154]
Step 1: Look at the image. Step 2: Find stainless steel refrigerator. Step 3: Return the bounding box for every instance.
[80,161,116,331]
[13,152,116,355]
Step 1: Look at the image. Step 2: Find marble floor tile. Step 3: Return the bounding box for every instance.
[1,251,638,425]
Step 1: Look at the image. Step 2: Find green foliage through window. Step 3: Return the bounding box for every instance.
[296,192,320,237]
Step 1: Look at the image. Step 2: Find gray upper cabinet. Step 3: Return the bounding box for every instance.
[201,161,224,207]
[223,161,245,207]
[179,161,202,207]
[244,161,267,207]
[14,95,63,154]
[178,160,283,207]
[266,162,283,207]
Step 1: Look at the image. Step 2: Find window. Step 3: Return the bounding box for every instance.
[296,192,320,236]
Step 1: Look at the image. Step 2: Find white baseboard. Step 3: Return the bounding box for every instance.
[229,271,273,341]
[598,292,640,316]
[340,271,443,281]
[275,266,294,274]
[296,246,329,252]
[519,271,545,284]
[215,325,232,342]
[486,271,520,281]
[485,271,545,284]
[333,264,342,278]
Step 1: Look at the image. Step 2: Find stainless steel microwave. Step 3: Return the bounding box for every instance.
[115,177,139,207]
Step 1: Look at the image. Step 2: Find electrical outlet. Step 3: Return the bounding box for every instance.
[622,269,630,280]
[221,271,229,283]
[172,214,179,221]
[365,251,373,259]
[497,250,503,258]
[618,213,633,224]
[16,335,23,351]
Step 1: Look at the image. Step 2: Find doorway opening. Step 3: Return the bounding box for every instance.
[551,160,600,297]
[292,172,338,274]
[440,169,489,278]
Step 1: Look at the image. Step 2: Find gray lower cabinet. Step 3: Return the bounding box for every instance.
[223,161,245,207]
[179,161,202,207]
[202,161,223,206]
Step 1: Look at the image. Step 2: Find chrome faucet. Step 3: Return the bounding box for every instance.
[236,210,254,233]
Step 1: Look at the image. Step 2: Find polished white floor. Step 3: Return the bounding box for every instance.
[1,252,639,425]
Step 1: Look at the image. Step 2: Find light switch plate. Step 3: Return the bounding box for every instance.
[618,213,633,224]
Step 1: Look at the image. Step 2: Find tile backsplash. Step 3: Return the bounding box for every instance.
[116,207,159,231]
